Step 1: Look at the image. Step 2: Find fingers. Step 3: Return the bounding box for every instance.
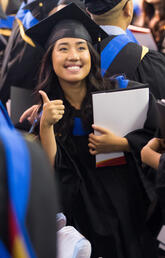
[88,142,98,155]
[88,135,98,145]
[50,108,64,117]
[92,124,109,134]
[89,148,98,155]
[88,142,96,149]
[19,105,39,123]
[88,133,100,144]
[54,102,65,110]
[58,109,65,115]
[40,97,65,127]
[39,90,50,104]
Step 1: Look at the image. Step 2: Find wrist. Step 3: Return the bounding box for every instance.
[40,122,54,135]
[110,136,130,152]
[40,118,53,130]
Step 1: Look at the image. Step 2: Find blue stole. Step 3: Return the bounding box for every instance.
[0,16,15,30]
[126,28,138,44]
[16,2,38,29]
[101,34,135,77]
[0,102,36,258]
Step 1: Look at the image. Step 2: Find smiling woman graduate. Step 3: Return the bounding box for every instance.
[26,3,160,258]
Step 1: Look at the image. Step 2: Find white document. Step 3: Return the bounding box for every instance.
[92,87,149,167]
[157,226,165,245]
[128,25,158,51]
[159,243,165,251]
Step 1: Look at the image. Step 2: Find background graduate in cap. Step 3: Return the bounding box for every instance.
[25,3,160,257]
[84,0,165,100]
[0,0,59,106]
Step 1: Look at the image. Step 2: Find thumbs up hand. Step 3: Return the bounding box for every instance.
[39,90,65,128]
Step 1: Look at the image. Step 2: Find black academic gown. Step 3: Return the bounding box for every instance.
[0,21,44,105]
[54,92,160,258]
[101,35,165,100]
[0,34,8,50]
[0,138,58,258]
[156,154,165,223]
[149,153,165,257]
[0,34,9,77]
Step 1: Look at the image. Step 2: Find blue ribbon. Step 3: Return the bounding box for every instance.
[115,75,129,89]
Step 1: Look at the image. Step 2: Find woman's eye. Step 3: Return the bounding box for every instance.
[78,46,86,50]
[59,48,68,51]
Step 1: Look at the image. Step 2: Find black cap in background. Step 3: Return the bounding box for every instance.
[24,0,59,20]
[26,3,108,49]
[57,0,86,11]
[84,0,122,15]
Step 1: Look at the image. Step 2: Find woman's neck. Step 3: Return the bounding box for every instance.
[59,79,87,110]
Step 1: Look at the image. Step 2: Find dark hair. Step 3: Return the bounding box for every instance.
[142,0,165,52]
[35,41,115,139]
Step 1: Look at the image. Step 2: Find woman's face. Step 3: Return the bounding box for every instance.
[52,38,91,84]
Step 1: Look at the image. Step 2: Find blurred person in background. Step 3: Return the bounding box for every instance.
[84,0,165,100]
[131,0,143,25]
[0,0,59,106]
[142,0,165,53]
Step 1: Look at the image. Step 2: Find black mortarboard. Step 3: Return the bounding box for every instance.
[57,0,86,11]
[84,0,122,15]
[26,3,108,49]
[5,0,22,15]
[23,0,59,20]
[0,5,7,19]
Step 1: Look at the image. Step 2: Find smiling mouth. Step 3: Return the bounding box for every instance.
[65,65,82,72]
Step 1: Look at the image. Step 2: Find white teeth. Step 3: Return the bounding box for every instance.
[67,66,80,71]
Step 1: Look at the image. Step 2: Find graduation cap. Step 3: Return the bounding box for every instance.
[23,0,59,20]
[26,2,108,49]
[57,0,86,11]
[5,0,22,15]
[84,0,123,15]
[0,5,7,19]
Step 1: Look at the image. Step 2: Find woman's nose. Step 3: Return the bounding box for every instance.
[67,49,79,60]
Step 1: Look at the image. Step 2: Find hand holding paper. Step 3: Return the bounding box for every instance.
[92,87,149,167]
[88,125,129,155]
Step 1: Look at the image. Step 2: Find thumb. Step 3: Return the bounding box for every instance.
[39,90,50,104]
[92,124,109,134]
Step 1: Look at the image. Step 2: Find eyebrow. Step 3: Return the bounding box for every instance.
[57,41,87,47]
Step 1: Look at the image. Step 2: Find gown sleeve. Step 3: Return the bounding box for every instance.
[156,154,165,224]
[132,50,165,99]
[125,92,159,163]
